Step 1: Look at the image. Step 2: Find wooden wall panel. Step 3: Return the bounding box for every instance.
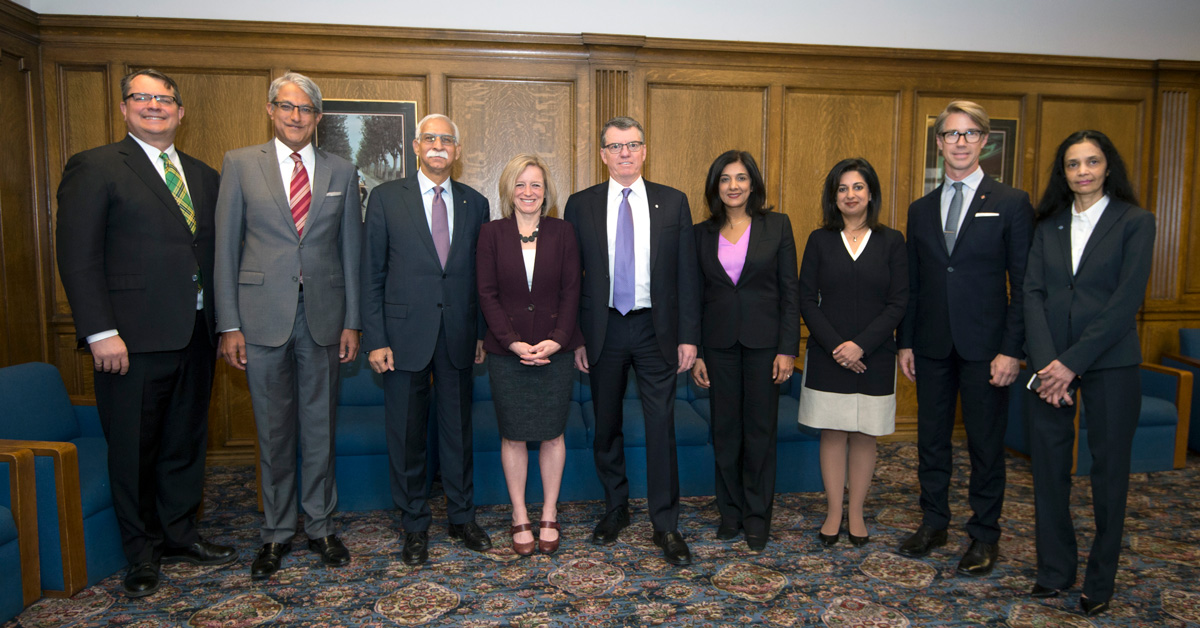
[783,90,902,239]
[447,78,577,217]
[1035,98,1144,198]
[644,84,767,224]
[164,69,273,170]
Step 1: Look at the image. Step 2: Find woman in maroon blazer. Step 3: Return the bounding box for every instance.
[477,153,582,556]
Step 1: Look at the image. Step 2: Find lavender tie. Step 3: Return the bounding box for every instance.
[431,185,450,268]
[613,187,635,315]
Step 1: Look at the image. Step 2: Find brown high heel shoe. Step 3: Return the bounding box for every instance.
[538,520,561,555]
[511,523,535,556]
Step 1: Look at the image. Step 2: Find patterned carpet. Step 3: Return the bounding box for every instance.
[7,441,1200,627]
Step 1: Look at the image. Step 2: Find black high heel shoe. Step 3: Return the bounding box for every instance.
[848,532,870,547]
[818,529,840,547]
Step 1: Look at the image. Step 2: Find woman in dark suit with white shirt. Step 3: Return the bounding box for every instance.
[477,154,582,557]
[798,158,907,548]
[1024,131,1154,617]
[691,150,799,552]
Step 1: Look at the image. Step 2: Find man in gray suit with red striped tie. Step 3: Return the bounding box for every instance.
[214,72,362,580]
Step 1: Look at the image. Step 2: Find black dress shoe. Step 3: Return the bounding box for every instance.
[308,535,351,567]
[123,562,160,598]
[1080,596,1110,616]
[591,505,631,545]
[652,530,693,566]
[250,542,290,581]
[818,530,840,547]
[897,524,948,558]
[716,521,741,541]
[745,534,768,552]
[402,531,429,566]
[956,539,999,576]
[1031,583,1064,598]
[162,539,237,566]
[848,532,870,547]
[448,521,493,552]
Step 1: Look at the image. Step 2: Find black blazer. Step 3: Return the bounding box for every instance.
[1023,199,1155,374]
[800,226,908,395]
[898,175,1034,361]
[695,212,799,354]
[56,135,219,352]
[476,216,582,355]
[563,179,700,363]
[361,175,490,370]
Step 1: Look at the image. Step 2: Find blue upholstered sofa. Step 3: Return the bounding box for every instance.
[321,357,824,511]
[1004,362,1192,474]
[1162,327,1200,452]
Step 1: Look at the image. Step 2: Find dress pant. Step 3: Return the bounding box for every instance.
[384,321,475,532]
[94,312,214,565]
[913,347,1008,544]
[706,343,779,538]
[1031,364,1140,603]
[589,308,680,531]
[247,295,341,544]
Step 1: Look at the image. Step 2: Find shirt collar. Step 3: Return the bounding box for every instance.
[607,176,646,200]
[944,166,985,193]
[128,133,178,165]
[1072,194,1110,221]
[417,169,452,195]
[274,138,315,165]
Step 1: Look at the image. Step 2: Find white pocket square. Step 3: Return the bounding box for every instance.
[976,212,999,217]
[326,191,344,197]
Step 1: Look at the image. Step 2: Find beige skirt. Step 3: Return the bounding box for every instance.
[797,354,896,437]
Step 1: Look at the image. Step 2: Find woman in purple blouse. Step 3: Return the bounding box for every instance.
[691,150,799,551]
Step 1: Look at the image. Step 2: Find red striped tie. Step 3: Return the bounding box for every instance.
[289,152,311,235]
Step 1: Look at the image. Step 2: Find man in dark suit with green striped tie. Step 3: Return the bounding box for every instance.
[56,69,234,598]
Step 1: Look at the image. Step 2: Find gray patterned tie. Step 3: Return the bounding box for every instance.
[944,181,964,253]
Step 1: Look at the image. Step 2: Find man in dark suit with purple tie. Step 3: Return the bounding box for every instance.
[564,116,701,566]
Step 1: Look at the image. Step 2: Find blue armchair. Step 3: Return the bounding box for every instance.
[0,445,39,621]
[1162,327,1200,452]
[0,362,125,596]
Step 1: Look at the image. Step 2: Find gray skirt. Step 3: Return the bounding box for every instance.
[487,351,573,441]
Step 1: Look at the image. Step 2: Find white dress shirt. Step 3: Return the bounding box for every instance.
[417,169,455,243]
[275,138,316,207]
[1071,194,1110,274]
[940,166,986,235]
[605,176,652,310]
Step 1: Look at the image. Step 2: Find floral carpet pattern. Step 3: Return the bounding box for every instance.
[8,442,1200,627]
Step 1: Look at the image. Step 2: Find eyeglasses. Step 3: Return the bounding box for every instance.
[602,141,645,154]
[272,101,319,116]
[419,133,458,145]
[939,130,985,144]
[125,93,178,106]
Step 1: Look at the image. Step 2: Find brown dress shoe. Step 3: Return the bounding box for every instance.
[510,523,535,556]
[538,520,561,555]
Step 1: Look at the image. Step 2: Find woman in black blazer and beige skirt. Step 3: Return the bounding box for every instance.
[1024,131,1154,617]
[798,158,907,548]
[691,150,799,552]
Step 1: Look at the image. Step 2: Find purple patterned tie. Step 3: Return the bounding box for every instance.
[431,185,450,268]
[613,187,635,315]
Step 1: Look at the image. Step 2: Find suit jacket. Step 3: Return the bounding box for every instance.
[563,179,701,363]
[214,141,362,347]
[476,216,583,355]
[898,175,1034,361]
[57,135,219,352]
[360,174,490,371]
[695,212,799,354]
[1023,199,1155,374]
[800,226,908,395]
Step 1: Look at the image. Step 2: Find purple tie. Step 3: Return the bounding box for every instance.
[613,187,635,315]
[431,185,450,268]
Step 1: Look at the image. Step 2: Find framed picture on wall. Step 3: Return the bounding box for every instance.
[923,116,1019,195]
[315,99,419,217]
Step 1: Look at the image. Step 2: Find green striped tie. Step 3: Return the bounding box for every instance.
[160,152,196,234]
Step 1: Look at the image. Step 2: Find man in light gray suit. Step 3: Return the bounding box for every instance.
[214,72,362,580]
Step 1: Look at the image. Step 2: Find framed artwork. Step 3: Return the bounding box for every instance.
[923,116,1019,195]
[315,99,418,216]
